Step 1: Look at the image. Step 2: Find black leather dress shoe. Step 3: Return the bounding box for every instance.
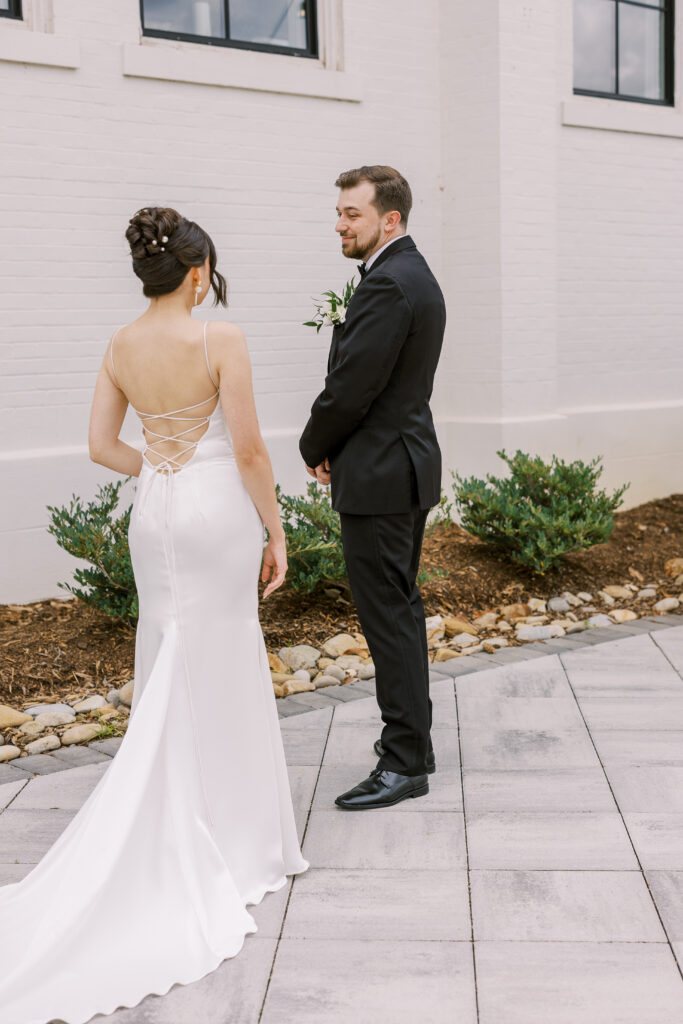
[335,767,429,810]
[373,739,436,775]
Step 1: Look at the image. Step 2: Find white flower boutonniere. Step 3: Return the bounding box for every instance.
[304,277,357,333]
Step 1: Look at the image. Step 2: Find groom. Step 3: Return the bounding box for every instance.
[299,165,446,809]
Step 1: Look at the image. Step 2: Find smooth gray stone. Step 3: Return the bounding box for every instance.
[644,870,683,939]
[100,937,278,1023]
[456,656,568,699]
[470,869,666,942]
[0,862,31,884]
[466,811,638,869]
[457,696,584,732]
[286,765,318,837]
[24,702,75,718]
[463,767,616,813]
[475,941,683,1024]
[608,767,683,812]
[580,698,683,730]
[88,737,124,756]
[591,730,683,766]
[48,746,111,767]
[561,634,683,697]
[313,764,463,813]
[12,754,72,775]
[0,808,76,863]
[280,728,328,767]
[282,868,471,941]
[279,706,333,731]
[303,810,466,870]
[261,939,477,1024]
[323,724,460,768]
[11,761,107,811]
[623,813,683,869]
[0,777,28,809]
[459,726,597,770]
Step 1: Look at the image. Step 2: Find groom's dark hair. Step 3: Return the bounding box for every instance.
[335,165,412,227]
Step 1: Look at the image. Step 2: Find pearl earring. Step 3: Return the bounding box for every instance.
[194,283,202,306]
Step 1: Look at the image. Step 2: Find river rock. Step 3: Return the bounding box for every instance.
[321,664,346,683]
[444,617,478,638]
[24,703,75,719]
[25,734,61,755]
[675,573,683,588]
[577,592,593,603]
[482,637,509,652]
[425,616,445,644]
[278,645,321,672]
[610,609,638,623]
[20,720,46,736]
[322,633,358,658]
[106,689,121,708]
[597,591,616,606]
[268,652,287,673]
[665,558,683,577]
[335,654,364,670]
[359,662,375,680]
[474,612,498,628]
[586,614,613,628]
[515,624,565,641]
[501,603,531,623]
[292,669,313,682]
[0,745,21,762]
[35,711,76,728]
[118,681,135,707]
[637,588,657,600]
[654,597,680,613]
[61,724,102,745]
[602,585,632,599]
[73,695,108,713]
[281,678,315,696]
[496,621,512,633]
[566,622,588,634]
[561,591,582,607]
[527,598,547,613]
[434,648,460,662]
[0,705,33,728]
[450,632,480,648]
[314,674,343,688]
[548,597,570,614]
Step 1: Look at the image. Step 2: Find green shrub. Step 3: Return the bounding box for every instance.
[275,481,347,592]
[47,479,138,625]
[452,449,628,574]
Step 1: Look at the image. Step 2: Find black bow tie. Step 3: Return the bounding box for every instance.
[358,263,367,278]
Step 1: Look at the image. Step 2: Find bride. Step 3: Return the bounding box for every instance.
[0,207,309,1024]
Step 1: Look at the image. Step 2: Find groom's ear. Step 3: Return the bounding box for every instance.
[383,210,402,233]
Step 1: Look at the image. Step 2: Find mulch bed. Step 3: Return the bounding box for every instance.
[2,493,682,708]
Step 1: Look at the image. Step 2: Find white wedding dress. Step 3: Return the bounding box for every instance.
[0,322,309,1023]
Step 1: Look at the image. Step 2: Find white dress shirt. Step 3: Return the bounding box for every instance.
[363,234,405,272]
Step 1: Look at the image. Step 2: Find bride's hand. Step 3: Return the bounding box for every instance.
[261,534,287,599]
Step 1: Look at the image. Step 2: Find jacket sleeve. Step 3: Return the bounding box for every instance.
[299,274,412,468]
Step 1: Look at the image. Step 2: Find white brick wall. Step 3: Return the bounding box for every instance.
[1,0,682,601]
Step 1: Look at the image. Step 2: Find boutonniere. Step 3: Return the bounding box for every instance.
[304,277,357,333]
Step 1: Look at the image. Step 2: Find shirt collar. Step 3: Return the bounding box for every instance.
[363,234,405,272]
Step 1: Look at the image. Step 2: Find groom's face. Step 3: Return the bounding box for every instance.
[335,182,383,261]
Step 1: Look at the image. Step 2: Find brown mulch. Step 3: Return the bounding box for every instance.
[2,494,682,708]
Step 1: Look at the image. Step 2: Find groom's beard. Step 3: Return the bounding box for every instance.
[340,226,382,261]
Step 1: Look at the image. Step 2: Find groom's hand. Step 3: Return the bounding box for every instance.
[315,457,331,486]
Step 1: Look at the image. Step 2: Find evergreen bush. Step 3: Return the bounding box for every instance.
[452,449,628,574]
[275,481,347,592]
[47,480,138,625]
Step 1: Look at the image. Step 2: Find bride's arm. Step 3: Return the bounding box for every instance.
[88,345,143,477]
[211,322,287,596]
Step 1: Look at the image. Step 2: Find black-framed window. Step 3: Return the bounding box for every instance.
[141,0,317,59]
[574,0,674,105]
[0,0,22,20]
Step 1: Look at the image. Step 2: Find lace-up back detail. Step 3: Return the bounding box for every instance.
[110,321,221,474]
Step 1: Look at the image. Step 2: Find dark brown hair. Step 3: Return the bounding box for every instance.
[125,206,227,305]
[335,165,412,227]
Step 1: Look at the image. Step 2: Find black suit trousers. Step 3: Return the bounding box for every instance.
[339,474,434,776]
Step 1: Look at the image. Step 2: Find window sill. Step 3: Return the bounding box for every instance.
[562,97,683,138]
[0,27,79,68]
[121,40,362,103]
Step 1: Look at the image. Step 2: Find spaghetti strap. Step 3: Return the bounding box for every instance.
[109,327,121,386]
[203,321,219,389]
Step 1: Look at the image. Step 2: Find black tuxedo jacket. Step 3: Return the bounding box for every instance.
[299,235,446,515]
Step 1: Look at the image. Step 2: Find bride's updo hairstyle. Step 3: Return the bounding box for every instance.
[125,206,227,306]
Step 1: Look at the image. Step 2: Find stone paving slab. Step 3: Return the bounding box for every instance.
[2,622,683,1022]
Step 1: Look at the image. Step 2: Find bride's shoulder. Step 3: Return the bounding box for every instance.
[207,320,247,347]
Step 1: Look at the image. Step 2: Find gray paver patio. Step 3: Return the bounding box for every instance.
[1,624,683,1023]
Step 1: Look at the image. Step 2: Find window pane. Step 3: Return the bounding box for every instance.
[228,0,309,50]
[574,0,616,93]
[143,0,226,38]
[0,1,10,9]
[619,3,666,100]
